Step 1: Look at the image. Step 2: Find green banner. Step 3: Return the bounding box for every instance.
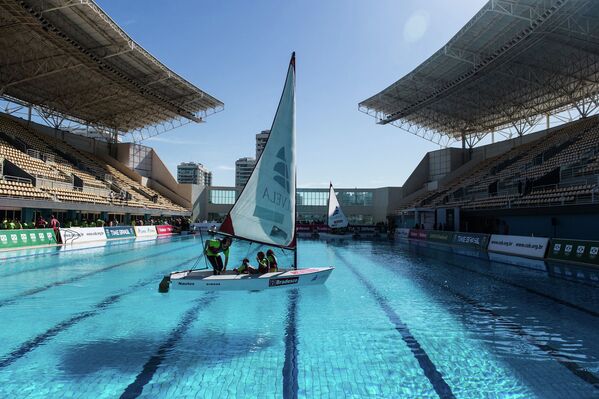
[104,226,135,240]
[427,231,454,243]
[547,239,599,266]
[452,232,489,250]
[0,228,57,250]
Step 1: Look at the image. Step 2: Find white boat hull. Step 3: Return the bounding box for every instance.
[168,267,334,291]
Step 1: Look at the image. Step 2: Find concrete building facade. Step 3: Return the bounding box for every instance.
[177,162,212,186]
[235,157,256,187]
[255,129,270,159]
[192,185,403,225]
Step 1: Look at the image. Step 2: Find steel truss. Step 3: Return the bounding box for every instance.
[0,0,223,140]
[360,0,599,148]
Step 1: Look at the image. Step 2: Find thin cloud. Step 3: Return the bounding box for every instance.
[216,165,234,171]
[404,10,429,43]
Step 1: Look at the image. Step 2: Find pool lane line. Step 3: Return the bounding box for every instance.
[120,293,217,399]
[283,288,299,399]
[0,241,197,309]
[0,235,197,278]
[377,258,599,391]
[0,257,198,370]
[335,251,456,399]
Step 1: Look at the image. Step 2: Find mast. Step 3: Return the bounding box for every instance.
[294,173,298,270]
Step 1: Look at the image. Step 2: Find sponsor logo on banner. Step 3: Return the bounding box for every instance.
[134,225,158,238]
[408,229,427,240]
[156,225,175,235]
[268,277,299,287]
[0,228,56,249]
[60,227,107,244]
[104,226,135,240]
[488,235,549,259]
[452,233,489,249]
[396,228,411,239]
[427,231,454,243]
[548,238,599,266]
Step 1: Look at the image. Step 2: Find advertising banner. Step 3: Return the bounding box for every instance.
[547,238,599,266]
[60,227,107,244]
[156,225,175,235]
[408,229,427,240]
[396,228,411,239]
[134,225,158,238]
[427,231,454,244]
[0,228,57,250]
[104,226,135,240]
[488,235,549,259]
[452,232,489,250]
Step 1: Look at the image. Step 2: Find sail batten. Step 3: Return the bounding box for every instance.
[219,54,296,249]
[327,183,349,228]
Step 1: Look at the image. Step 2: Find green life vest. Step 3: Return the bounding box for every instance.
[205,239,229,258]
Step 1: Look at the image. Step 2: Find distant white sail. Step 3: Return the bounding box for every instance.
[220,55,296,248]
[327,183,348,228]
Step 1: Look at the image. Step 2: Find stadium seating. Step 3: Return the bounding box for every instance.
[0,178,51,200]
[0,115,187,213]
[402,116,599,212]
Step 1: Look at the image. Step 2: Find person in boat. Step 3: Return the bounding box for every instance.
[234,258,258,275]
[266,249,278,272]
[204,236,232,275]
[256,251,269,274]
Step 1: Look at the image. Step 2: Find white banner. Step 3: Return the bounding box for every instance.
[395,228,410,239]
[134,225,158,238]
[60,227,107,245]
[488,234,549,259]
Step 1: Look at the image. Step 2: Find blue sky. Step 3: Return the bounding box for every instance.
[98,0,487,188]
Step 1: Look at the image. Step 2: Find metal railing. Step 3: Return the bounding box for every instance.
[36,177,73,191]
[3,175,32,184]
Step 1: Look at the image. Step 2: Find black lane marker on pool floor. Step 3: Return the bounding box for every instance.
[336,251,456,399]
[0,242,196,309]
[0,234,196,278]
[0,257,197,370]
[120,294,216,399]
[283,288,299,399]
[379,261,599,391]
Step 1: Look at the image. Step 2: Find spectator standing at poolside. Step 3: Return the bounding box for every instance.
[49,215,60,242]
[36,216,46,229]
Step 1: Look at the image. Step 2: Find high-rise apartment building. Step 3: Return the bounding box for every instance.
[255,129,270,159]
[177,162,212,185]
[235,157,256,187]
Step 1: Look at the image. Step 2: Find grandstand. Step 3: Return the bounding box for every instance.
[360,0,599,240]
[0,0,222,225]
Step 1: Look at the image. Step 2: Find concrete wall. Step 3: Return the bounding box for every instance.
[402,154,430,197]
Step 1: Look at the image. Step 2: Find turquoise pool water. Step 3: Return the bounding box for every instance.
[0,236,598,398]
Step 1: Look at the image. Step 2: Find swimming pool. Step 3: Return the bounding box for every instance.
[0,236,598,398]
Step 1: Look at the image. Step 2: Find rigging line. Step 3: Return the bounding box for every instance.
[190,228,210,272]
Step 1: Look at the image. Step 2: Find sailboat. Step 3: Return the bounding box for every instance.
[161,53,334,292]
[319,183,353,240]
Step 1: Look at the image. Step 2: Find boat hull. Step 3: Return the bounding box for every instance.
[168,267,334,291]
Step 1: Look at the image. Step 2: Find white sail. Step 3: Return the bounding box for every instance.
[327,183,348,228]
[220,55,296,248]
